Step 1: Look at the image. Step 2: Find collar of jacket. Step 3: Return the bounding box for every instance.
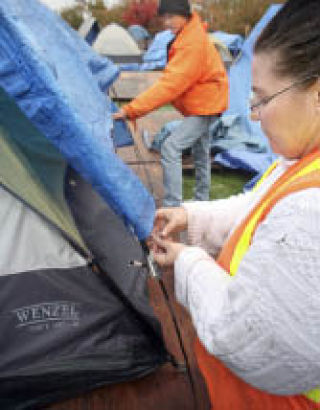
[174,12,203,43]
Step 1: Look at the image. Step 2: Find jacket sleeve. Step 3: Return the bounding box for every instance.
[175,188,320,395]
[122,42,204,120]
[182,191,253,257]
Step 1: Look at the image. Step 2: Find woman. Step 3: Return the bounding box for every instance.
[152,0,320,408]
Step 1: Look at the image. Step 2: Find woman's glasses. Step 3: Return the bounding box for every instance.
[250,75,318,113]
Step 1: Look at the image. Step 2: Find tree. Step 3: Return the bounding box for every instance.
[207,0,285,35]
[86,0,127,27]
[122,0,158,30]
[60,5,84,30]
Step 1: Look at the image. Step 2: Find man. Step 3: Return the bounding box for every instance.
[113,0,228,207]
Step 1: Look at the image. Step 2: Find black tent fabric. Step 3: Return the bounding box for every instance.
[0,170,169,409]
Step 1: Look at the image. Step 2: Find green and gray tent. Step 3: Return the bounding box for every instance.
[0,1,169,408]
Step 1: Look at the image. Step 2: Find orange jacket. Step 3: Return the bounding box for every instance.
[196,149,320,410]
[123,13,228,120]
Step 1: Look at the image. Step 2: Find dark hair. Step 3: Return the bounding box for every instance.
[254,0,319,86]
[158,0,191,18]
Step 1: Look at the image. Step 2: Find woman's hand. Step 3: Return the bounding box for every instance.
[152,235,187,267]
[153,207,188,239]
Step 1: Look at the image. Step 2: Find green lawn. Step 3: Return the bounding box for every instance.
[183,168,252,201]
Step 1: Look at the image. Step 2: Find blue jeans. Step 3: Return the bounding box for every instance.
[160,115,217,207]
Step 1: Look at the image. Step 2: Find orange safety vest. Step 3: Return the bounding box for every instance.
[195,149,320,409]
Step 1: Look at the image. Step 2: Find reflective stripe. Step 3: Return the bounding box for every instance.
[229,161,278,275]
[304,388,320,403]
[230,201,266,276]
[252,160,279,192]
[229,155,320,404]
[230,157,320,276]
[294,158,320,179]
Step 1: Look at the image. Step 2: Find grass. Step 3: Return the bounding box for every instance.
[183,168,252,201]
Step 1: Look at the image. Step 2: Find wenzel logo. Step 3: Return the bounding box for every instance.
[12,301,81,332]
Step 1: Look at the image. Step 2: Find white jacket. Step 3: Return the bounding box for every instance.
[176,158,320,394]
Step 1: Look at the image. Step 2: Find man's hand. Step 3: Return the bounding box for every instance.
[112,109,127,120]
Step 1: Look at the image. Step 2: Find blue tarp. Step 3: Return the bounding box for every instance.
[0,0,155,240]
[210,5,282,188]
[111,101,134,147]
[84,21,100,45]
[212,31,244,57]
[78,17,100,45]
[128,25,150,42]
[120,30,174,71]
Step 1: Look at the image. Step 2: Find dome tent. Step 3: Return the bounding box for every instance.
[0,0,169,408]
[93,23,143,63]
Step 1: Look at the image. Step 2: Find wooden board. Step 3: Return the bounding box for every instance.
[116,109,182,208]
[110,71,162,100]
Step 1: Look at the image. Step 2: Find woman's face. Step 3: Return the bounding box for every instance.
[251,52,320,159]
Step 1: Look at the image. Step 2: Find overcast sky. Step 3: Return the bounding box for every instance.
[39,0,77,10]
[39,0,121,11]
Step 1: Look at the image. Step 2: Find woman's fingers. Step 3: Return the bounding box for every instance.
[161,219,177,238]
[152,235,186,267]
[153,213,167,236]
[152,235,170,266]
[155,207,188,237]
[152,234,168,249]
[152,251,168,266]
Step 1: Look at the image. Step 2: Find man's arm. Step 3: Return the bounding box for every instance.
[122,43,203,120]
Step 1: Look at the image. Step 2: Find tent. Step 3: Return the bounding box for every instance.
[93,23,143,63]
[0,1,169,408]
